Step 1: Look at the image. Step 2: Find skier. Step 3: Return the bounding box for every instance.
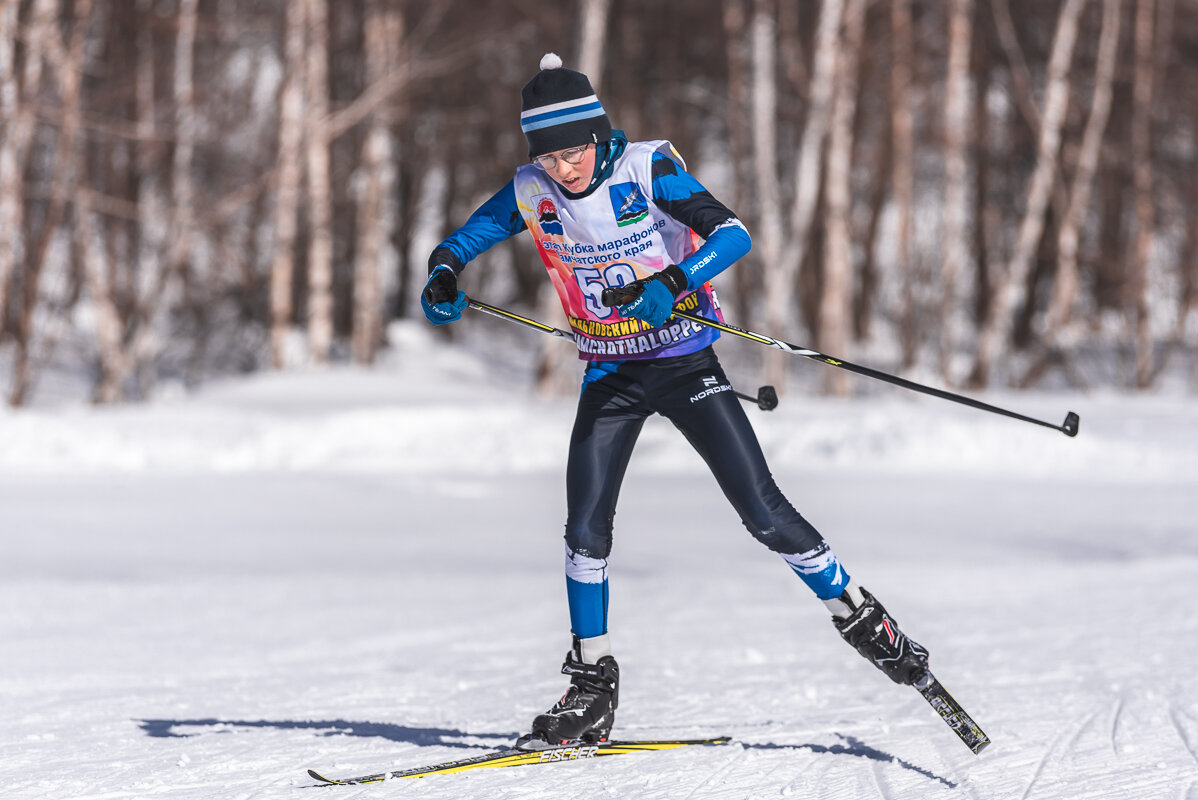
[422,54,929,748]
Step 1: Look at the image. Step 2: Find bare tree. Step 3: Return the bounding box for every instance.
[890,0,918,367]
[750,0,785,341]
[10,0,90,406]
[763,0,843,387]
[353,0,403,364]
[271,0,307,368]
[305,0,333,364]
[941,0,973,382]
[1131,0,1156,387]
[1042,0,1122,354]
[78,205,128,402]
[0,0,34,343]
[577,0,612,90]
[972,0,1086,388]
[820,0,865,396]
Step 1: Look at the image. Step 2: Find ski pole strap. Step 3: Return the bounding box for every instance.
[600,285,640,307]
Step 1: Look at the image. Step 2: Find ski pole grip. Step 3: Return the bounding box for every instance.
[600,285,642,307]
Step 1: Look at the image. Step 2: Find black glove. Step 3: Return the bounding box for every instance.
[600,264,688,307]
[423,266,459,305]
[421,266,467,326]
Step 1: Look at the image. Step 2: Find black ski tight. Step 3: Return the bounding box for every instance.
[564,347,824,559]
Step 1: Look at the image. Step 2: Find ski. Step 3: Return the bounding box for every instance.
[307,736,731,784]
[915,672,991,754]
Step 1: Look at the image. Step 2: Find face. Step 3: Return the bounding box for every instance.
[537,143,596,193]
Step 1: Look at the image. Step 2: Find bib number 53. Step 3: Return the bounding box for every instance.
[575,264,637,319]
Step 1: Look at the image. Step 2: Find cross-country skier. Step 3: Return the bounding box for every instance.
[422,54,929,748]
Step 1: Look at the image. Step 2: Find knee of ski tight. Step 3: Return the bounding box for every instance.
[563,523,613,560]
[745,517,824,555]
[736,487,824,554]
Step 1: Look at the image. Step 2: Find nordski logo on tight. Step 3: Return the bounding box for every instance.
[690,377,732,403]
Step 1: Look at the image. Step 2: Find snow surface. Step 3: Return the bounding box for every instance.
[3,321,1197,799]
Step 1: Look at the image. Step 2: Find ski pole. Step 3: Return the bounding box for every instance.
[599,287,1079,437]
[465,297,779,411]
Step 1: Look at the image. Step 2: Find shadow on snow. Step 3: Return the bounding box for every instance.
[135,718,517,750]
[745,734,956,789]
[136,720,955,787]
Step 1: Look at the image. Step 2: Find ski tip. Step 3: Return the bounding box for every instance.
[308,769,345,785]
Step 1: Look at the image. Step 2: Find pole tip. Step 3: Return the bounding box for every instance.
[1061,411,1080,437]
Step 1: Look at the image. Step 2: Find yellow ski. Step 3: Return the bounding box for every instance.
[308,737,731,784]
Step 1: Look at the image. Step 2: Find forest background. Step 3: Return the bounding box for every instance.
[1,0,1196,406]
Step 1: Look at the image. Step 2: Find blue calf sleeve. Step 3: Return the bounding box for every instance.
[566,576,609,639]
[782,542,851,600]
[564,546,609,638]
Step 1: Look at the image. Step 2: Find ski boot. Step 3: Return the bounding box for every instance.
[517,635,619,749]
[830,584,929,685]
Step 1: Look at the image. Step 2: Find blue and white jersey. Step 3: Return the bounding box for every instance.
[430,134,751,361]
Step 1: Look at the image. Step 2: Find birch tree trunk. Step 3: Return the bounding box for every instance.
[989,0,1072,225]
[10,0,87,406]
[78,207,130,403]
[940,0,973,382]
[305,0,333,364]
[1131,0,1156,388]
[1045,0,1121,345]
[890,0,917,367]
[141,0,197,393]
[750,0,786,386]
[167,0,197,275]
[820,0,864,397]
[271,0,307,368]
[971,0,1085,388]
[577,0,611,90]
[353,0,402,364]
[721,0,752,320]
[0,0,38,342]
[1181,89,1198,348]
[134,0,158,306]
[93,0,196,401]
[763,0,842,386]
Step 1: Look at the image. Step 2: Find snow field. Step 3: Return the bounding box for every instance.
[2,326,1196,798]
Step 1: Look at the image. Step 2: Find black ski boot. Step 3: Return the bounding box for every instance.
[832,585,929,685]
[519,637,619,748]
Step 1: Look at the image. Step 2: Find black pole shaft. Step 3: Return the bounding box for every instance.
[468,295,1074,437]
[669,309,1078,437]
[467,297,772,410]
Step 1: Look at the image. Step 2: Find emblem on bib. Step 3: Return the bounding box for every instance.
[535,195,564,235]
[609,182,648,227]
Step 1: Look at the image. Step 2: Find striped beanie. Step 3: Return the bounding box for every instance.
[520,53,612,158]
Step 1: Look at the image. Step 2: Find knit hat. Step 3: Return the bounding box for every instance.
[520,53,612,158]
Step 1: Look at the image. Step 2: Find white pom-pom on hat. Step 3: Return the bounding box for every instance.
[539,52,563,70]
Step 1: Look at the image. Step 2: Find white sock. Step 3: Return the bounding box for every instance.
[577,633,612,664]
[824,580,866,619]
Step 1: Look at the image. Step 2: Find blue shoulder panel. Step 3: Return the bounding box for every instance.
[428,180,526,273]
[650,151,751,291]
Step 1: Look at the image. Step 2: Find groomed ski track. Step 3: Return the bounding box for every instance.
[2,327,1195,799]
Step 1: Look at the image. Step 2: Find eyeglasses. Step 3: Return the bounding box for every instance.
[531,144,591,171]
